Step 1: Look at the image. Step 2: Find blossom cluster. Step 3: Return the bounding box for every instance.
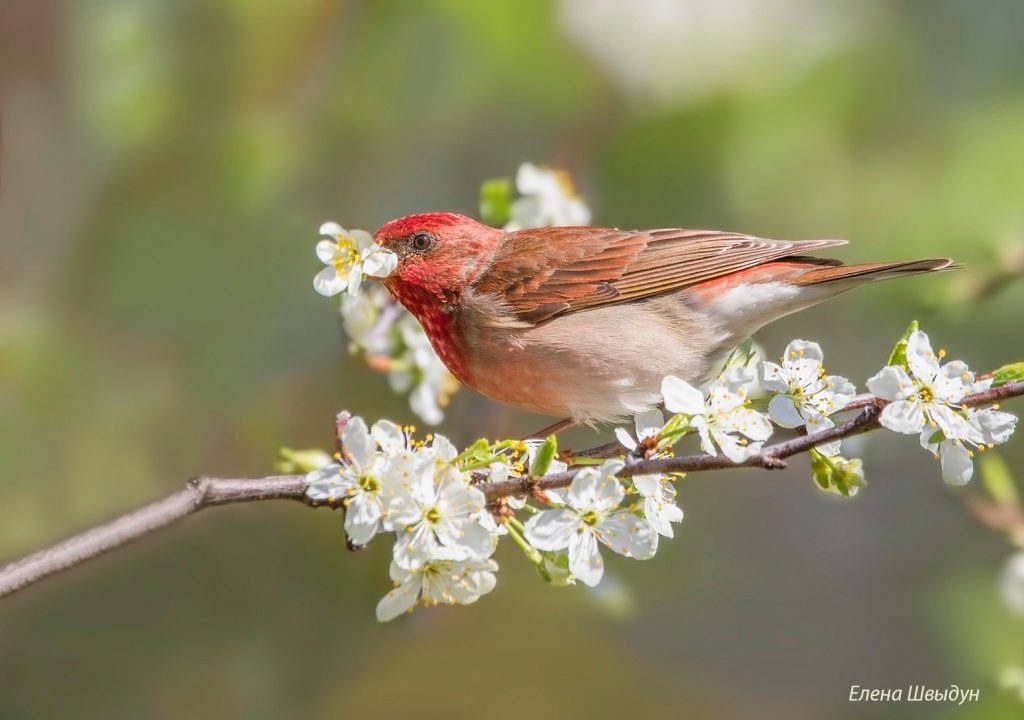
[867,328,1017,484]
[293,321,1018,622]
[311,164,592,426]
[303,167,1019,623]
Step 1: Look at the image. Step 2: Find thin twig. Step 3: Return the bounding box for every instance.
[0,380,1020,600]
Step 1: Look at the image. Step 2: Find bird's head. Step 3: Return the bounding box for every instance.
[373,212,502,312]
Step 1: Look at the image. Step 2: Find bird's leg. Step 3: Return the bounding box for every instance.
[525,417,576,440]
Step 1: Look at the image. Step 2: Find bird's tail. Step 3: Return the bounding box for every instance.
[792,258,959,286]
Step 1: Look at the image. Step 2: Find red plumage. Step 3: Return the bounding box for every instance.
[375,213,954,423]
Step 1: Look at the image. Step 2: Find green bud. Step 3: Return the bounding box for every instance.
[529,435,558,477]
[536,551,575,587]
[887,320,919,369]
[275,447,334,474]
[810,448,865,497]
[992,362,1024,387]
[479,178,512,228]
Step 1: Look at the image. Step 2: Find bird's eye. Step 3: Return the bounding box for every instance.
[410,231,435,253]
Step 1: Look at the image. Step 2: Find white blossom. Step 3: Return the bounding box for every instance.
[385,450,496,570]
[388,315,458,426]
[375,557,498,622]
[339,284,393,356]
[867,330,974,437]
[614,409,684,537]
[504,163,591,231]
[632,474,684,538]
[613,408,665,454]
[523,460,657,587]
[662,366,773,463]
[313,221,397,297]
[759,339,855,456]
[920,405,1018,485]
[303,417,400,546]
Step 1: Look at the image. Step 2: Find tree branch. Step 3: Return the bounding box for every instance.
[480,379,1024,499]
[1,380,1020,600]
[0,476,305,600]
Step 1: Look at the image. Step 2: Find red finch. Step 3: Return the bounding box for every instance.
[374,212,953,425]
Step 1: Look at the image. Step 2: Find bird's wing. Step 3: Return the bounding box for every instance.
[473,226,847,324]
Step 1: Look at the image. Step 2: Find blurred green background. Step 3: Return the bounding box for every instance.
[2,0,1024,717]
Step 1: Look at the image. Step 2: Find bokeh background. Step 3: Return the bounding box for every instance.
[2,0,1024,717]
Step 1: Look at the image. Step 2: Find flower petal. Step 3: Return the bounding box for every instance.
[906,330,940,382]
[713,428,757,463]
[928,403,969,439]
[939,440,974,485]
[376,574,421,622]
[728,408,774,441]
[341,416,373,466]
[362,247,398,278]
[866,365,916,401]
[318,221,343,237]
[345,262,363,297]
[313,266,346,297]
[631,473,661,498]
[523,509,579,551]
[315,238,339,264]
[933,360,971,404]
[758,361,790,393]
[661,375,705,415]
[568,529,604,587]
[634,408,665,440]
[566,467,600,511]
[349,229,374,251]
[435,518,494,559]
[613,427,638,451]
[805,413,840,457]
[879,398,926,434]
[646,495,684,538]
[972,409,1018,445]
[344,493,382,546]
[591,460,626,513]
[768,395,804,428]
[825,375,857,411]
[597,511,659,559]
[371,419,405,454]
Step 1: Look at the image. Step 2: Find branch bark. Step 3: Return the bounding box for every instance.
[0,476,304,600]
[1,379,1020,600]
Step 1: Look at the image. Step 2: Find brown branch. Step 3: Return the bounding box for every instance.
[0,476,305,600]
[1,380,1021,600]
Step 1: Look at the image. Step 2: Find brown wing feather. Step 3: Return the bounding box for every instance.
[474,226,847,324]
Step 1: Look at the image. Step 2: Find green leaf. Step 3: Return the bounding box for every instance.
[887,320,919,369]
[529,434,557,477]
[657,413,691,447]
[479,177,512,227]
[809,448,866,497]
[980,452,1018,506]
[992,362,1024,387]
[723,338,756,370]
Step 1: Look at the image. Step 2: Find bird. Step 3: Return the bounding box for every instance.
[373,212,954,427]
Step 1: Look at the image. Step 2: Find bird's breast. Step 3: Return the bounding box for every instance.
[388,283,475,385]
